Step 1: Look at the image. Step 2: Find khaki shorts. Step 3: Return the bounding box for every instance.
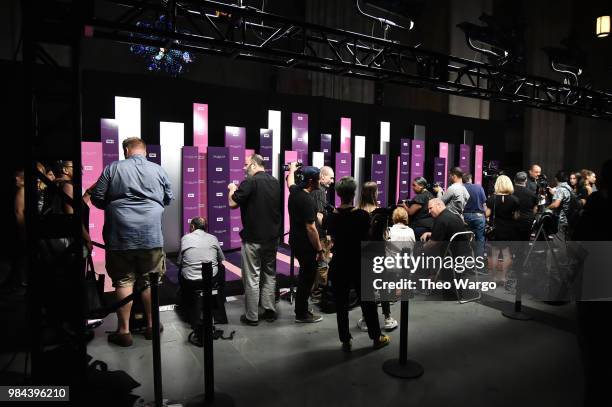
[106,248,166,288]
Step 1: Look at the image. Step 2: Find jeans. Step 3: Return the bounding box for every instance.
[464,212,485,258]
[293,249,318,318]
[241,239,279,321]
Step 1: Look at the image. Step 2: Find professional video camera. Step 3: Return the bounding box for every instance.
[282,162,303,171]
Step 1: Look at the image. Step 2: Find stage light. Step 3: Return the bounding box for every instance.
[596,16,610,38]
[542,39,587,87]
[356,0,413,40]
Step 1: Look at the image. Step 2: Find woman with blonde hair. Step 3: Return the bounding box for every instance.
[485,175,519,286]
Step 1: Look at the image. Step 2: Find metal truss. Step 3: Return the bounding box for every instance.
[88,0,612,120]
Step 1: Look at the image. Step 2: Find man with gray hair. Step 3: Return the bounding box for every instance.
[309,165,334,299]
[228,154,281,326]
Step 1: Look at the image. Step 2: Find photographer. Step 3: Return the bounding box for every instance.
[287,163,324,323]
[526,164,542,195]
[309,166,335,300]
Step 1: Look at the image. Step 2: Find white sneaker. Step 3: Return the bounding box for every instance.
[384,317,398,331]
[356,317,368,332]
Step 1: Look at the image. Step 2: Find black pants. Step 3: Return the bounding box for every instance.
[179,270,226,328]
[293,249,318,318]
[330,262,381,343]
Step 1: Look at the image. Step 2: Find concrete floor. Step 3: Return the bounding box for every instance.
[87,290,584,407]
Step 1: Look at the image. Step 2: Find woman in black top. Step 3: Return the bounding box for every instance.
[486,175,519,285]
[326,177,390,352]
[405,177,434,240]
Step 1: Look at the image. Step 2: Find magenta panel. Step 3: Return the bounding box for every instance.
[182,147,200,236]
[284,151,298,244]
[334,153,352,206]
[292,113,309,165]
[340,117,351,154]
[410,140,425,199]
[193,103,208,153]
[260,129,273,175]
[398,138,411,201]
[225,127,246,249]
[459,144,471,174]
[101,118,119,166]
[371,154,388,207]
[439,142,449,189]
[474,145,484,185]
[198,152,207,219]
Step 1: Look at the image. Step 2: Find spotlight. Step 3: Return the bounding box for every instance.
[542,38,587,87]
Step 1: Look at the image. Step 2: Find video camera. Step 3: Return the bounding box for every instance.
[282,162,303,171]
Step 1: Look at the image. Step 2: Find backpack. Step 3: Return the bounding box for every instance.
[560,185,583,231]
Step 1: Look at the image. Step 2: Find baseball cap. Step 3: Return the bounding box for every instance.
[297,166,320,187]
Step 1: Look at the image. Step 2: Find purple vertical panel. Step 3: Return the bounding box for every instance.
[284,151,298,244]
[182,147,200,236]
[371,154,388,207]
[198,153,207,219]
[439,142,449,190]
[225,127,246,249]
[207,147,230,249]
[260,129,273,175]
[410,140,425,199]
[101,118,119,167]
[146,145,161,165]
[459,144,471,174]
[398,138,411,201]
[320,134,332,166]
[292,113,309,165]
[434,157,446,186]
[334,153,352,207]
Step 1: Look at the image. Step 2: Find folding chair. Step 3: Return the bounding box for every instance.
[433,231,480,304]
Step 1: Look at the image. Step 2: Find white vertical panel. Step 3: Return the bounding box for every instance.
[268,110,281,179]
[312,152,325,169]
[160,121,185,253]
[354,135,366,200]
[114,96,141,159]
[380,121,390,154]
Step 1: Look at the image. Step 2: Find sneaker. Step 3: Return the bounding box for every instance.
[240,315,259,326]
[383,317,398,331]
[144,323,164,340]
[108,332,133,347]
[373,334,391,350]
[356,317,368,332]
[261,309,277,322]
[341,340,352,353]
[295,312,323,323]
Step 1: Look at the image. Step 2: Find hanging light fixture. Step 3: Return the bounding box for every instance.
[596,16,610,38]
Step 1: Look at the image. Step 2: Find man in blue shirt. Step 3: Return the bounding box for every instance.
[462,173,487,257]
[91,137,173,347]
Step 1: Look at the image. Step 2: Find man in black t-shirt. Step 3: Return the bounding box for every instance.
[420,198,468,255]
[287,163,324,323]
[513,172,538,241]
[229,154,281,325]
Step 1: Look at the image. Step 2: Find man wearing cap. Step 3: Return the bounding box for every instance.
[286,163,324,323]
[513,171,538,240]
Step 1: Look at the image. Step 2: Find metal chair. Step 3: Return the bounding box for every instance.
[433,231,480,304]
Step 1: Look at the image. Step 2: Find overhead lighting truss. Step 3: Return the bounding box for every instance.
[85,0,612,119]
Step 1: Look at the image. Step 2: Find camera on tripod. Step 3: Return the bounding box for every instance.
[282,162,303,171]
[536,174,549,191]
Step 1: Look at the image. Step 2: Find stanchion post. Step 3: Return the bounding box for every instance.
[502,246,532,321]
[382,297,424,379]
[149,271,163,407]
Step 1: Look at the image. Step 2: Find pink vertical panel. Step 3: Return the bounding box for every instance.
[439,142,449,189]
[193,103,208,153]
[283,151,298,244]
[474,145,484,185]
[198,152,207,219]
[245,149,255,160]
[82,141,111,290]
[340,117,351,153]
[396,156,401,203]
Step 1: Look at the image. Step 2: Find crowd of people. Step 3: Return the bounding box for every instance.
[9,137,610,355]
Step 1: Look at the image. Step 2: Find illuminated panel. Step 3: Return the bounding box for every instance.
[459,144,471,174]
[439,142,449,190]
[160,121,185,253]
[434,157,446,187]
[334,153,352,206]
[193,103,208,153]
[182,147,200,236]
[283,151,298,244]
[371,154,388,207]
[101,118,119,166]
[312,152,325,169]
[340,117,351,153]
[410,140,425,199]
[114,96,141,160]
[268,110,281,179]
[320,134,332,166]
[380,121,390,154]
[225,127,246,249]
[354,135,366,201]
[292,113,309,165]
[260,129,273,175]
[398,138,411,201]
[207,147,230,249]
[474,145,484,185]
[81,141,105,265]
